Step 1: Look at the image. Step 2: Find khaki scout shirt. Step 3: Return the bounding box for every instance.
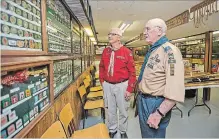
[139,42,185,102]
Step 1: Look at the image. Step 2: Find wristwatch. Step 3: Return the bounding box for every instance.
[156,109,165,118]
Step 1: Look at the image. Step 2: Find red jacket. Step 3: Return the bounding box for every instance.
[99,46,136,93]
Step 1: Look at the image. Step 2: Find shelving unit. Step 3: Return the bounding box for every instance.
[172,36,206,75]
[1,0,96,138]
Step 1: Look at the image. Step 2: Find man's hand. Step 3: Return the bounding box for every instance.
[147,111,162,129]
[124,91,132,101]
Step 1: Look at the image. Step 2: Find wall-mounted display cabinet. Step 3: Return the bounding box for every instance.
[212,34,219,73]
[172,34,206,76]
[46,0,71,53]
[73,58,82,80]
[1,0,42,51]
[1,64,50,139]
[172,32,219,76]
[1,0,95,138]
[53,60,73,97]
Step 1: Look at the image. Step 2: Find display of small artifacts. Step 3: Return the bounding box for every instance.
[53,60,73,97]
[72,28,81,54]
[1,65,50,138]
[82,57,85,72]
[73,58,81,80]
[46,0,71,53]
[1,0,42,51]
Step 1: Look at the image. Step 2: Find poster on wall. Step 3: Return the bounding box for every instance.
[53,60,72,97]
[1,0,42,51]
[46,0,71,53]
[1,65,50,138]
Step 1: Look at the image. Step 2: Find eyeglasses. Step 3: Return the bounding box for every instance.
[144,26,161,32]
[108,33,118,36]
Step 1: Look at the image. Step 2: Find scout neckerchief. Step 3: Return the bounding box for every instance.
[138,36,169,81]
[108,44,122,77]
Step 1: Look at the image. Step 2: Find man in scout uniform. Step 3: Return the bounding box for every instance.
[137,18,185,138]
[99,28,136,138]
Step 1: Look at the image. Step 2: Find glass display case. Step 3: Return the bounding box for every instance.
[53,60,72,97]
[1,0,42,51]
[72,28,80,54]
[1,65,50,138]
[172,34,206,76]
[84,33,88,55]
[46,0,71,53]
[73,58,82,80]
[82,56,85,72]
[81,31,84,55]
[212,33,219,73]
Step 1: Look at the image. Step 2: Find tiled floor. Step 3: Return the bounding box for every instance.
[80,88,219,138]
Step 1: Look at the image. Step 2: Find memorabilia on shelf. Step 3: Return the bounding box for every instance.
[82,57,85,72]
[46,0,71,53]
[53,60,73,97]
[212,36,219,73]
[73,58,82,80]
[172,36,206,74]
[72,28,81,54]
[0,0,42,51]
[0,65,50,138]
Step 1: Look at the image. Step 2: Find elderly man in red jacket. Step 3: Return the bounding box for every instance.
[99,28,136,138]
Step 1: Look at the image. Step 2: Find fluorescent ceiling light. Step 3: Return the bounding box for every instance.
[119,21,132,33]
[85,28,93,36]
[213,30,219,35]
[171,38,186,42]
[90,37,96,42]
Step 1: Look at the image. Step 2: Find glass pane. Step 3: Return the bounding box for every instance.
[1,0,42,51]
[73,58,82,80]
[72,29,80,54]
[46,0,71,53]
[172,34,206,76]
[212,35,219,73]
[1,65,50,138]
[53,60,72,97]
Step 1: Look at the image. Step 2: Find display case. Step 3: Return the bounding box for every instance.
[172,34,206,76]
[72,28,81,54]
[1,65,50,138]
[84,33,88,55]
[82,56,85,72]
[73,58,82,80]
[212,33,219,73]
[1,0,42,51]
[46,0,71,53]
[53,60,72,97]
[81,31,84,55]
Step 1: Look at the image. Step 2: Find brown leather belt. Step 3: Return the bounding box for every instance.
[105,79,128,84]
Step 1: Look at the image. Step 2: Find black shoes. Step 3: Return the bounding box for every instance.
[109,131,128,138]
[121,133,128,138]
[109,131,117,138]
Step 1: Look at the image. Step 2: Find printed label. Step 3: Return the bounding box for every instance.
[28,84,34,89]
[9,40,16,46]
[36,81,41,85]
[10,87,20,94]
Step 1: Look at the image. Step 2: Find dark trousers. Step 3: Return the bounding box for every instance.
[137,93,172,138]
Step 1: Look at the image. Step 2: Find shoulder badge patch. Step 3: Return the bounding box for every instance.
[162,45,172,53]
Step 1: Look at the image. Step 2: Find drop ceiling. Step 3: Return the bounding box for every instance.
[90,0,219,47]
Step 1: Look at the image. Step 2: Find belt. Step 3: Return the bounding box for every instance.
[140,92,164,99]
[105,79,128,84]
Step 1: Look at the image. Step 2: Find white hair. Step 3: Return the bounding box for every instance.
[146,18,167,35]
